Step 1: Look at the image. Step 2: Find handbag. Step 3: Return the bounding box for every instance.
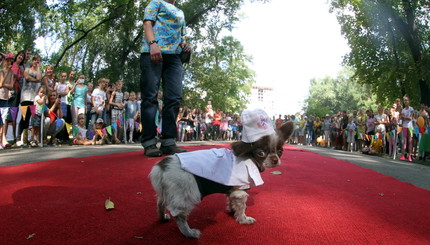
[180,50,191,63]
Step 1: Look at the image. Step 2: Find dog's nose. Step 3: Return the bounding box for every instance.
[270,157,279,166]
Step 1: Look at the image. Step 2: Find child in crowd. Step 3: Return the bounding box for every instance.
[220,113,228,140]
[322,115,331,147]
[205,100,214,118]
[199,118,206,141]
[72,113,98,145]
[55,72,69,119]
[346,116,357,152]
[125,91,139,143]
[86,82,93,128]
[93,118,111,144]
[109,80,124,144]
[90,78,107,130]
[105,80,114,124]
[30,85,47,146]
[226,119,233,141]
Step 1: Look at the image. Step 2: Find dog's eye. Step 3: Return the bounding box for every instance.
[256,150,266,158]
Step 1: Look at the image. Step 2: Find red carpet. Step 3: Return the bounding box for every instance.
[1,145,430,245]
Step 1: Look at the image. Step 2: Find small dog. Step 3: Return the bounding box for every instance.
[149,109,294,238]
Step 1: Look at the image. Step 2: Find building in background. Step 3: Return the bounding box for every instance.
[247,85,275,117]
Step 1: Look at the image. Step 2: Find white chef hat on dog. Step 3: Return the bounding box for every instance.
[240,109,275,143]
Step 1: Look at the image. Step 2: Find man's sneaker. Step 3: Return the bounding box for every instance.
[160,145,186,155]
[144,145,163,157]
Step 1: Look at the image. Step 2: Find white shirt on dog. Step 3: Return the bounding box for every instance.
[176,148,264,189]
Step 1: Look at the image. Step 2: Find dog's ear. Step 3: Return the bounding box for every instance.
[277,121,294,145]
[231,141,253,157]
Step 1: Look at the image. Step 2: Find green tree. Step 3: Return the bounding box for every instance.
[304,69,378,117]
[329,0,430,106]
[2,0,264,111]
[0,0,48,51]
[183,35,254,113]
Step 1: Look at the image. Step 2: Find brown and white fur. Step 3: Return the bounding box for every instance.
[149,122,294,238]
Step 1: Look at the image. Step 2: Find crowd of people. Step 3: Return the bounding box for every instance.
[0,50,142,149]
[281,96,430,162]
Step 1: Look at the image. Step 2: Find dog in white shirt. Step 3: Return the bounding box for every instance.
[149,109,294,238]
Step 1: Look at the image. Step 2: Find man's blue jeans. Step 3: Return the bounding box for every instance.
[140,53,183,148]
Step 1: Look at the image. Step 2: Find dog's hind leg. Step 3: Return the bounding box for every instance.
[173,215,201,239]
[157,198,170,222]
[229,189,256,225]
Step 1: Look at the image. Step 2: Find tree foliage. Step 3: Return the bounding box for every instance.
[1,0,262,112]
[304,69,378,117]
[0,0,48,50]
[329,0,430,106]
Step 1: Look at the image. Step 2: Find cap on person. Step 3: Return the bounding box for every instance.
[240,108,276,143]
[96,118,104,124]
[4,53,14,60]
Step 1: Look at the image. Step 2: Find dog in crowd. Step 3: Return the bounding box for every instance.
[149,109,294,238]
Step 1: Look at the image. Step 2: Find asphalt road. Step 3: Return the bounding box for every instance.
[1,142,429,191]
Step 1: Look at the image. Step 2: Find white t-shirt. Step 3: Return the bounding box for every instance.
[0,70,12,100]
[402,107,414,128]
[34,95,44,116]
[177,148,264,189]
[91,88,107,111]
[56,83,68,103]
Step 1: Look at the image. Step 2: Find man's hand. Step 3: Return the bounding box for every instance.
[150,44,162,64]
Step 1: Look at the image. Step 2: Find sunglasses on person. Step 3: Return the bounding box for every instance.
[78,117,85,120]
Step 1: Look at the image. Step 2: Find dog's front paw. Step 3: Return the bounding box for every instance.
[184,229,201,239]
[237,216,256,225]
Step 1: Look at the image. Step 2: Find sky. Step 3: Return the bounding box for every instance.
[232,0,350,114]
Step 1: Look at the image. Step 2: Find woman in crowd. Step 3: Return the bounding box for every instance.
[212,108,221,140]
[44,89,65,145]
[10,50,25,108]
[85,82,93,128]
[0,53,15,148]
[69,74,88,126]
[365,109,375,148]
[18,55,42,146]
[400,95,414,161]
[387,102,399,157]
[356,108,367,151]
[41,65,56,90]
[109,80,124,144]
[178,106,190,142]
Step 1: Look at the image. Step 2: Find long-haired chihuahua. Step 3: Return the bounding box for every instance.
[149,109,294,238]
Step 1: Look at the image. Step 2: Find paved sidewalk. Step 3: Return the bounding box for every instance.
[1,142,429,191]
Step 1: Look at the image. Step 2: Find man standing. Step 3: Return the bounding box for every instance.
[140,0,192,157]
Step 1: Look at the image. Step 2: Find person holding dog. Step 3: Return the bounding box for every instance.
[139,0,192,157]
